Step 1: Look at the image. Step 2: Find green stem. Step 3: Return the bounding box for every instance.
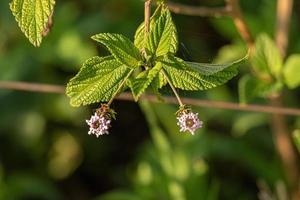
[107,69,134,106]
[162,69,184,107]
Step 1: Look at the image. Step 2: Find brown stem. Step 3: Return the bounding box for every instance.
[167,1,229,17]
[270,96,300,199]
[225,0,254,48]
[1,81,300,116]
[273,0,299,199]
[144,0,151,35]
[167,0,254,49]
[275,0,293,58]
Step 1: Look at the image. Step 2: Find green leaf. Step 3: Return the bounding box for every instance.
[10,0,55,47]
[160,55,239,90]
[185,55,246,75]
[134,5,161,50]
[283,54,300,89]
[292,130,300,154]
[129,62,163,101]
[66,56,132,107]
[238,75,261,104]
[238,74,282,104]
[251,33,283,79]
[92,33,142,68]
[134,6,178,54]
[152,71,167,89]
[147,8,178,56]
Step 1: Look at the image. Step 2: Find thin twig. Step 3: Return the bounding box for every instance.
[225,0,254,47]
[273,0,299,199]
[144,0,151,34]
[167,0,254,48]
[167,1,229,17]
[1,81,300,116]
[276,0,293,57]
[0,81,65,93]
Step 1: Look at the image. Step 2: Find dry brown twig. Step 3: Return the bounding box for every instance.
[272,0,300,199]
[1,80,300,117]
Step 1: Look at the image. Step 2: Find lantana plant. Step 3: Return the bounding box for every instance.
[66,3,246,137]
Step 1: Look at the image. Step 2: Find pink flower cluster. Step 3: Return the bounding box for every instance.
[177,111,203,135]
[86,112,111,137]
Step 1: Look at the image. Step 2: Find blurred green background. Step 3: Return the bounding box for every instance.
[0,0,300,199]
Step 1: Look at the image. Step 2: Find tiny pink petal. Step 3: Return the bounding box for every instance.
[177,112,203,135]
[86,112,111,137]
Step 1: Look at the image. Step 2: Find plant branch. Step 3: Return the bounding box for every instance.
[273,0,299,199]
[275,0,293,57]
[145,0,151,35]
[167,1,229,17]
[225,0,254,47]
[1,81,300,116]
[167,0,254,48]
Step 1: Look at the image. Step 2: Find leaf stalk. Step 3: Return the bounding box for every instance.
[107,69,134,106]
[162,69,184,107]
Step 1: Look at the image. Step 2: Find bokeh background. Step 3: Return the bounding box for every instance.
[0,0,300,199]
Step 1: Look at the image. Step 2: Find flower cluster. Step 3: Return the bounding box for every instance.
[85,104,202,137]
[86,104,115,137]
[176,107,203,135]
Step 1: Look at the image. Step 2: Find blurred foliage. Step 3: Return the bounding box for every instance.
[0,0,300,200]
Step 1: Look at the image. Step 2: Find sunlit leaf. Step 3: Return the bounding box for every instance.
[251,33,283,79]
[185,55,246,75]
[293,130,300,154]
[238,74,282,104]
[160,55,240,90]
[129,62,163,101]
[92,33,142,68]
[134,6,177,54]
[146,8,178,56]
[66,56,132,107]
[10,0,55,47]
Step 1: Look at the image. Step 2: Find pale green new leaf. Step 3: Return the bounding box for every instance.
[161,55,239,90]
[251,33,283,79]
[134,6,178,54]
[10,0,55,47]
[283,54,300,89]
[66,56,132,107]
[238,75,263,104]
[238,74,282,104]
[92,33,142,68]
[130,62,163,101]
[292,130,300,154]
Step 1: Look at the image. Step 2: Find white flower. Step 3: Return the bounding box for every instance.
[86,112,111,137]
[177,111,203,135]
